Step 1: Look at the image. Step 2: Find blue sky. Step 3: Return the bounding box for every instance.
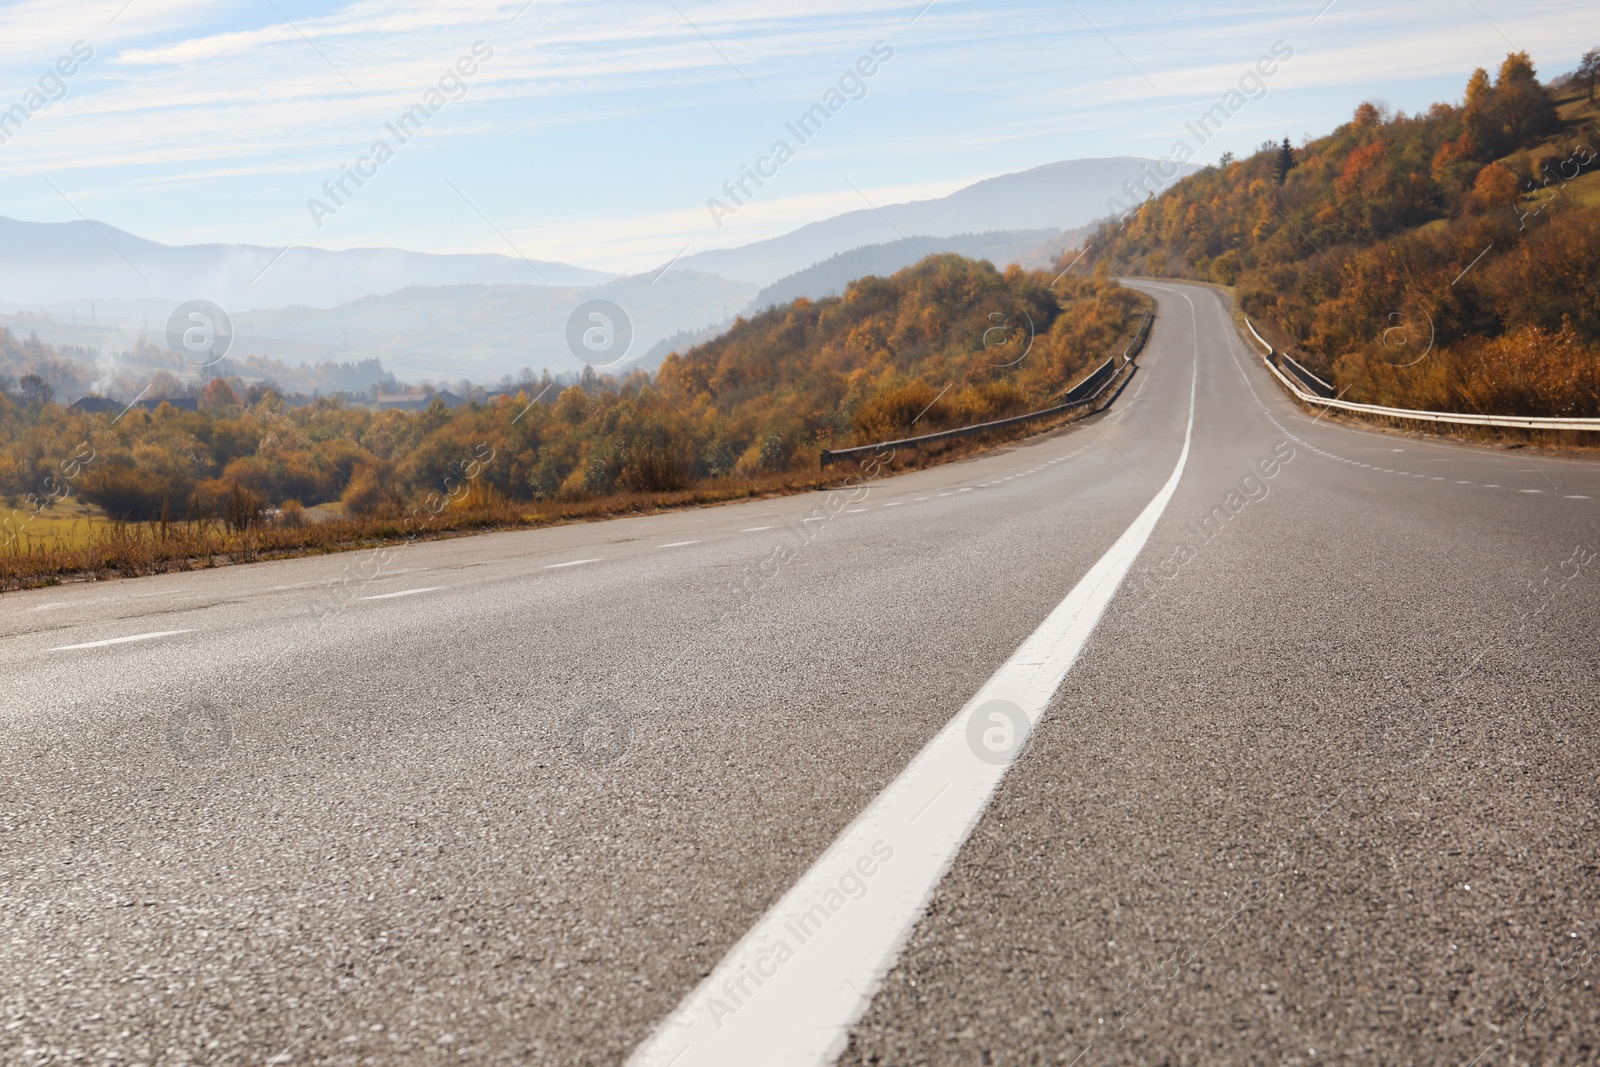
[0,0,1588,274]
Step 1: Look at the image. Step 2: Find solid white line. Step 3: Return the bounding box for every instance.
[661,541,702,548]
[49,629,194,651]
[545,558,601,569]
[360,587,442,601]
[627,287,1200,1067]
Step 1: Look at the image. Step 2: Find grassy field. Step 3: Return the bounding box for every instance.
[1,498,106,551]
[1538,82,1600,207]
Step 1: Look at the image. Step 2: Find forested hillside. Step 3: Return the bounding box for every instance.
[1,258,1144,530]
[1092,51,1600,417]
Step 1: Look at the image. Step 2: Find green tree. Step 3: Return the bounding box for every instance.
[1274,137,1296,185]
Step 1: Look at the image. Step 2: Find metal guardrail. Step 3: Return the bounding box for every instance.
[820,310,1155,468]
[1279,351,1335,398]
[1054,310,1153,405]
[1243,318,1600,432]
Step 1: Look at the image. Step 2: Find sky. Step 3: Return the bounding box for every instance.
[0,0,1589,275]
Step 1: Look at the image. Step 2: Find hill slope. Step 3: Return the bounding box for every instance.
[1091,52,1600,417]
[746,230,1057,311]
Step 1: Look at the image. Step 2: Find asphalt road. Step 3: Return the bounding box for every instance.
[3,280,1597,1066]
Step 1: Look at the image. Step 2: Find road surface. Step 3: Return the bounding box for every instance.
[3,280,1596,1065]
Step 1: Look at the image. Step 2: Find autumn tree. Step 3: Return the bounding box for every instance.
[1579,47,1600,102]
[17,374,52,409]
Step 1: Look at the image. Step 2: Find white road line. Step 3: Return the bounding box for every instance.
[360,587,441,601]
[884,502,903,507]
[660,541,702,548]
[48,629,194,652]
[846,508,868,514]
[1567,495,1591,500]
[1521,489,1542,494]
[742,526,775,533]
[546,558,601,569]
[627,286,1200,1067]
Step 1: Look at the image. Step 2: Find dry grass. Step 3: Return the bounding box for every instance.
[1,499,104,550]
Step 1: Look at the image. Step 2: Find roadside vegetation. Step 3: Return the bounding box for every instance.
[1093,51,1600,420]
[0,260,1148,590]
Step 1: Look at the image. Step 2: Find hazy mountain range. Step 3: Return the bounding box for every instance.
[675,157,1193,285]
[0,216,613,312]
[0,156,1184,384]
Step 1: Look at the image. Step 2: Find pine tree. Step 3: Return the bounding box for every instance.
[1275,137,1295,185]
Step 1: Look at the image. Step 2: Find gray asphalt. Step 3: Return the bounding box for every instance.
[3,280,1597,1065]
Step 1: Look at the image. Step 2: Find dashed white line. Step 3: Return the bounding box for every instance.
[742,526,776,533]
[361,587,442,601]
[49,629,194,652]
[660,541,702,548]
[1566,495,1591,500]
[846,508,869,514]
[546,558,601,569]
[884,502,903,507]
[1521,489,1542,494]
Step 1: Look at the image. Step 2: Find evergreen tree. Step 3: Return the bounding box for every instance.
[1274,137,1295,185]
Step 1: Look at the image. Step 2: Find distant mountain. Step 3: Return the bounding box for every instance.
[675,157,1198,286]
[747,229,1058,311]
[214,270,755,381]
[0,216,614,311]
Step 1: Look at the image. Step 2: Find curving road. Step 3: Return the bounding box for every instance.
[3,280,1597,1065]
